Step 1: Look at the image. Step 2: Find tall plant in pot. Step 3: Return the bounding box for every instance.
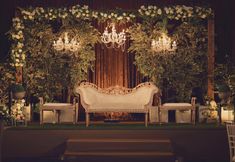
[11,84,26,100]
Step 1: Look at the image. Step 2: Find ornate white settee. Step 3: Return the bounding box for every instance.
[74,82,159,127]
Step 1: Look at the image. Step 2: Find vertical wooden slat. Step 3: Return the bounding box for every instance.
[208,19,215,99]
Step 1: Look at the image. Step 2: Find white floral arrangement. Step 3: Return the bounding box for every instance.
[138,5,213,20]
[95,11,136,23]
[9,4,213,67]
[10,17,25,67]
[201,100,218,120]
[11,99,26,121]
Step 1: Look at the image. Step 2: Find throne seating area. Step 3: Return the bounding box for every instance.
[74,82,159,127]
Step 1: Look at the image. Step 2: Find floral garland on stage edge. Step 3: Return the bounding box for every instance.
[11,99,26,121]
[9,4,213,67]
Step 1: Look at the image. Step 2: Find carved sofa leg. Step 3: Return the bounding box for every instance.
[145,113,148,127]
[86,112,89,127]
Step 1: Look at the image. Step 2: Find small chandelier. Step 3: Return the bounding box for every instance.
[101,23,126,51]
[151,33,177,53]
[53,32,80,52]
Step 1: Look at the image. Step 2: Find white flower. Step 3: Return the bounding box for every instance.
[164,7,169,14]
[201,14,207,19]
[210,101,217,109]
[117,16,123,20]
[22,54,26,60]
[140,5,145,9]
[15,59,20,62]
[103,13,107,17]
[76,13,81,18]
[13,17,20,22]
[157,9,162,15]
[145,11,150,15]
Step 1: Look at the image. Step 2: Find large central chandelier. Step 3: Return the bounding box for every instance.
[53,32,80,52]
[101,24,126,51]
[151,33,177,53]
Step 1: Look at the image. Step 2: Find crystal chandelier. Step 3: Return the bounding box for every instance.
[151,33,177,53]
[101,24,126,51]
[53,32,80,52]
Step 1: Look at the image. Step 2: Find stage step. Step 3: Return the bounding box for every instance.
[62,138,175,162]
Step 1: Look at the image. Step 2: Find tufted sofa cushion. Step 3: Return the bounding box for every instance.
[75,82,159,113]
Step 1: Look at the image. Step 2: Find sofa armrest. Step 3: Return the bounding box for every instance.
[191,97,196,107]
[152,92,162,106]
[39,97,44,105]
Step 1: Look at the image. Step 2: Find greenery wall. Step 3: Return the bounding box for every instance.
[0,5,214,103]
[22,20,99,101]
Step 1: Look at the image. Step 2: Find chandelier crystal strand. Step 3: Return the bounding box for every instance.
[101,24,126,51]
[151,33,177,53]
[53,32,80,52]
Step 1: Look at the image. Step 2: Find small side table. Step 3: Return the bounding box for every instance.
[40,103,77,125]
[159,103,196,124]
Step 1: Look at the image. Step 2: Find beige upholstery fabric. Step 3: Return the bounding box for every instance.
[75,82,158,113]
[74,82,159,127]
[162,103,192,107]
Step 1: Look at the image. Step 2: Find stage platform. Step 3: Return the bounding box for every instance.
[1,123,229,162]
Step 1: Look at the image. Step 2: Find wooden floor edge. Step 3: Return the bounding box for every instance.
[67,139,171,143]
[63,151,175,156]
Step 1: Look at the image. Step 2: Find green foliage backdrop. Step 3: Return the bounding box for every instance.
[128,21,208,101]
[22,20,99,101]
[3,4,213,103]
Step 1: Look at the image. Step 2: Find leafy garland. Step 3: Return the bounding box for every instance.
[9,4,213,67]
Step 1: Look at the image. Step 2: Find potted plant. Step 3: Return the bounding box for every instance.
[11,84,26,99]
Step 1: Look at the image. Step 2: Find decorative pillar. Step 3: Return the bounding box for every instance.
[207,19,215,99]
